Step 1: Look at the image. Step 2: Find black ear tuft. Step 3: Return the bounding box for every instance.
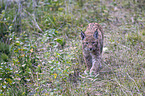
[81,31,85,40]
[93,29,98,39]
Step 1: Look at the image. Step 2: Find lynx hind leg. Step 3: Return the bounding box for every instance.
[83,55,92,75]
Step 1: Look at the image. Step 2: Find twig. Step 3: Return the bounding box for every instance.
[126,73,140,92]
[114,78,128,95]
[23,9,44,33]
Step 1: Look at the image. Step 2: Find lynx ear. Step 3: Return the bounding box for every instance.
[81,31,85,40]
[93,29,98,39]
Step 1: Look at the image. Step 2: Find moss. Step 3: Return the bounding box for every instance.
[0,41,10,63]
[0,41,10,55]
[127,33,144,46]
[1,53,9,62]
[141,30,145,36]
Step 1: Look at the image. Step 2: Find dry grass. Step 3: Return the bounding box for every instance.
[30,0,145,95]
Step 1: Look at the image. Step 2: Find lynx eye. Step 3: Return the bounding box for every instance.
[86,42,89,44]
[92,42,95,44]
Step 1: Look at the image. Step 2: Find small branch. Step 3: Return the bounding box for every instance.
[23,9,44,33]
[114,78,128,95]
[126,73,140,92]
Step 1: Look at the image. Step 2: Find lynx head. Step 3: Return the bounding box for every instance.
[81,29,99,52]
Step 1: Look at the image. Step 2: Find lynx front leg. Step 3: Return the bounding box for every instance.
[83,55,92,74]
[90,55,102,75]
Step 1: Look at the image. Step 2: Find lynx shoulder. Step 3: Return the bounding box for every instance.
[81,23,104,75]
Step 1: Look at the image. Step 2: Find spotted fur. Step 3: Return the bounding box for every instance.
[81,23,104,75]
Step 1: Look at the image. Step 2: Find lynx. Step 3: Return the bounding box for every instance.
[81,23,104,75]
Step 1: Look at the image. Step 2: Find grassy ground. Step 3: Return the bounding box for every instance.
[1,0,145,95]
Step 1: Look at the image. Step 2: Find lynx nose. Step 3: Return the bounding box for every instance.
[89,48,93,51]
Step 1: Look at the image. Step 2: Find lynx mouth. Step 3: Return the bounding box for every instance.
[88,48,95,52]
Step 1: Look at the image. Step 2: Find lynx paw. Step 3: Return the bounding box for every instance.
[84,69,89,75]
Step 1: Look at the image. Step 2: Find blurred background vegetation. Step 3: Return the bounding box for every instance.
[0,0,145,95]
